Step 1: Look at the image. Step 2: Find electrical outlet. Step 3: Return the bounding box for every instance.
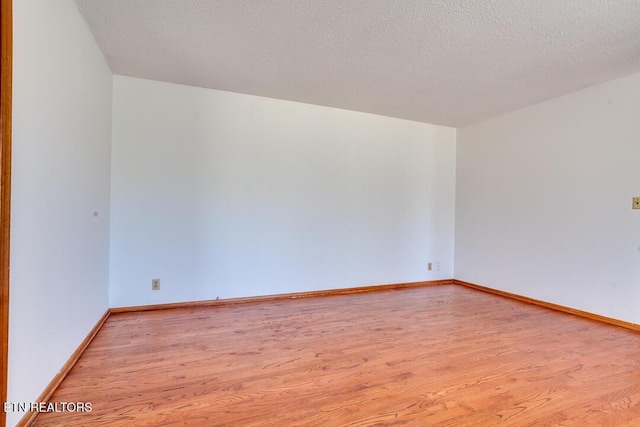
[633,197,640,209]
[152,279,160,290]
[435,261,441,271]
[427,262,432,271]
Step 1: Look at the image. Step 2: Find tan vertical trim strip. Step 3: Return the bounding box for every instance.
[0,0,12,425]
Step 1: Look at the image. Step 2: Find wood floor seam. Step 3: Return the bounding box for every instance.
[30,285,640,426]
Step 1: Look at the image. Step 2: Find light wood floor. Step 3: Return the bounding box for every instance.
[33,285,640,426]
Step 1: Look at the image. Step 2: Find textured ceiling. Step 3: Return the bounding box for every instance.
[76,0,640,127]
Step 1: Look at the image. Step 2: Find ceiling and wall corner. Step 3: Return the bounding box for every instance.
[75,0,640,127]
[455,70,640,324]
[72,0,640,318]
[109,76,456,308]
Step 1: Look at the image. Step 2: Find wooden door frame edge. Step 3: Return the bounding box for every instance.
[1,0,12,426]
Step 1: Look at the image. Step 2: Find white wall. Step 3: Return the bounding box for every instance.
[110,76,456,307]
[456,72,640,324]
[8,0,112,424]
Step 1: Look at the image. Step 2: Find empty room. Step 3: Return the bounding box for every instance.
[3,0,640,426]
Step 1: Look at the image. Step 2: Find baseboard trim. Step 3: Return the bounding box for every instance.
[14,279,640,426]
[18,309,111,427]
[454,279,640,333]
[110,279,455,313]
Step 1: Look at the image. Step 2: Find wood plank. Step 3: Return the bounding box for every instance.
[18,311,110,426]
[0,0,12,425]
[455,279,640,332]
[32,285,640,426]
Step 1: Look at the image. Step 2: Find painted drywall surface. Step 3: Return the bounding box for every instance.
[8,0,112,424]
[110,76,456,307]
[456,71,640,324]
